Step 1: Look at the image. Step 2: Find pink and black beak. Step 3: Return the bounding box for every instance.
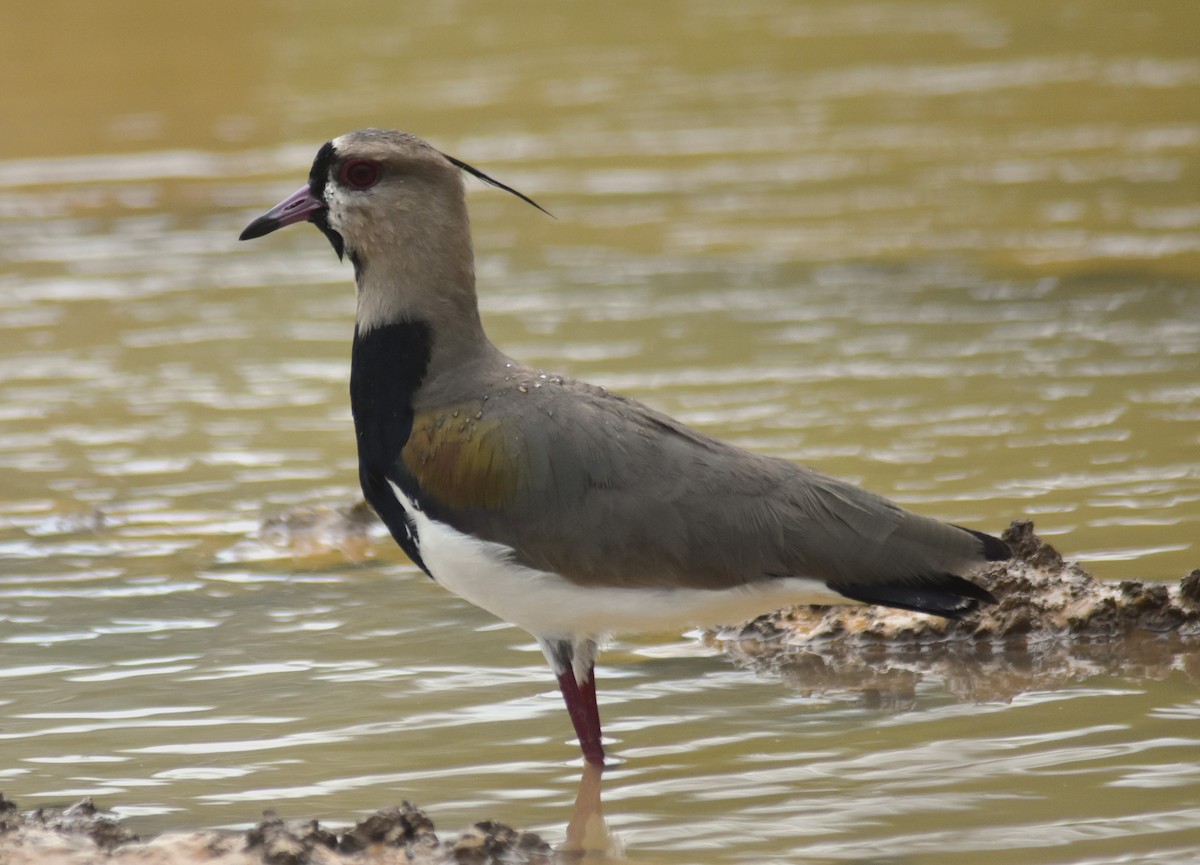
[239,184,327,241]
[241,140,344,258]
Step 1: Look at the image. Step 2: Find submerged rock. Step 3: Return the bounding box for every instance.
[0,795,552,865]
[258,500,384,559]
[710,520,1200,703]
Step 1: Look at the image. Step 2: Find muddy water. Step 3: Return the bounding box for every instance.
[1,1,1198,862]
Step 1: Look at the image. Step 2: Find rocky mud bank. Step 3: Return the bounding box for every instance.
[0,795,553,865]
[711,520,1200,703]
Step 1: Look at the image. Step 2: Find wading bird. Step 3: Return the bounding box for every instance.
[240,129,1008,765]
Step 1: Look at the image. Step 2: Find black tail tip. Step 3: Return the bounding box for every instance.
[955,525,1013,562]
[829,574,996,620]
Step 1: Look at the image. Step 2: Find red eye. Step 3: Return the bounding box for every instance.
[339,159,380,189]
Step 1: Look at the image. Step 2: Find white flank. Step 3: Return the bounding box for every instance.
[387,480,851,640]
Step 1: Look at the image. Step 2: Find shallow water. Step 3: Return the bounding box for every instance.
[1,1,1198,862]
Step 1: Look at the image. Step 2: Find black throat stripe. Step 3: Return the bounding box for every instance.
[350,319,434,575]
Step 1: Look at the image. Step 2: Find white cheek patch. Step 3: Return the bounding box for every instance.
[325,182,347,232]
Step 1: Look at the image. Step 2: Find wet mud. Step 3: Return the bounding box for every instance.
[711,520,1200,704]
[0,794,552,865]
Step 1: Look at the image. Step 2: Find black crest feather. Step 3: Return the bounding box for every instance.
[442,153,554,219]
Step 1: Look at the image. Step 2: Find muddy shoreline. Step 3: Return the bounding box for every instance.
[0,795,555,865]
[3,519,1196,863]
[710,520,1200,704]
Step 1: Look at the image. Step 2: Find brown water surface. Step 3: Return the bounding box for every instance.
[1,2,1198,863]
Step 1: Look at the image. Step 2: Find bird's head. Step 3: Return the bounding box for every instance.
[240,129,547,334]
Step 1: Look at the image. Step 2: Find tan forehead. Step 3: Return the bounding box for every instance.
[331,131,443,166]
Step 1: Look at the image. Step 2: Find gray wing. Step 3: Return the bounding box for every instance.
[407,369,1005,609]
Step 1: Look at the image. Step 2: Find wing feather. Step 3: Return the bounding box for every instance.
[402,369,1003,600]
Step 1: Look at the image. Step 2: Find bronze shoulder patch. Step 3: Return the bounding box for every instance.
[401,407,521,511]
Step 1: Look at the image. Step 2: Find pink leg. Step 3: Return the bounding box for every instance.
[556,665,605,766]
[578,666,602,752]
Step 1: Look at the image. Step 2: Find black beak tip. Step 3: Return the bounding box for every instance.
[238,217,278,242]
[239,184,326,243]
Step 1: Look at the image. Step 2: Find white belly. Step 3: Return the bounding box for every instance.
[387,480,851,639]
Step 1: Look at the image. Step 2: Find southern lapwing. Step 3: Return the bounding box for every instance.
[240,129,1009,766]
